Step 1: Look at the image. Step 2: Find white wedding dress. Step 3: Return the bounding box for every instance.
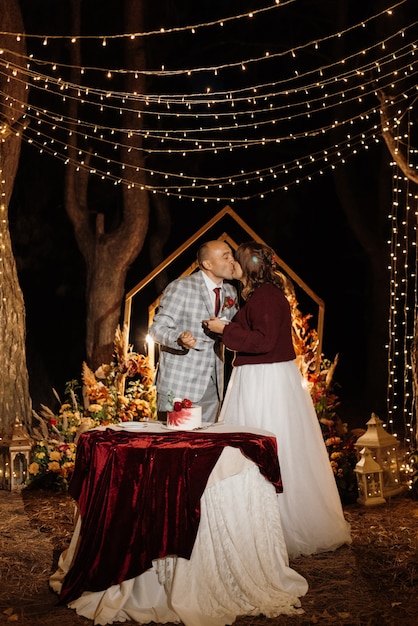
[219,359,352,558]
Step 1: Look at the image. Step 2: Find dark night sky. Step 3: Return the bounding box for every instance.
[9,0,416,429]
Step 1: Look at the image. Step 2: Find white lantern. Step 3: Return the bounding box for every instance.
[354,413,404,498]
[0,418,33,491]
[355,447,386,506]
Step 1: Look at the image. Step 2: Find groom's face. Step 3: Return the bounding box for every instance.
[203,242,235,281]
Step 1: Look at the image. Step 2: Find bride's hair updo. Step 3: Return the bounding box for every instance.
[235,241,293,301]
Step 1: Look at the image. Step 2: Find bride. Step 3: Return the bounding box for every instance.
[204,240,352,558]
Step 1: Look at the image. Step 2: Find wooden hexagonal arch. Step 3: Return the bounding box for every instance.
[123,205,325,368]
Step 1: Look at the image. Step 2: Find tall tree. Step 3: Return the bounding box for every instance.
[65,0,150,369]
[0,0,32,431]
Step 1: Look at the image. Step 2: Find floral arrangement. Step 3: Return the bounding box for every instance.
[291,303,360,503]
[307,358,359,503]
[28,380,84,490]
[82,326,156,425]
[27,325,157,490]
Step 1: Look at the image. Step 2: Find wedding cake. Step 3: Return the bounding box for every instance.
[167,397,202,431]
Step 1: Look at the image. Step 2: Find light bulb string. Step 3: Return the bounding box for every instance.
[15,94,384,162]
[1,44,415,139]
[4,74,415,158]
[0,0,291,42]
[3,20,414,105]
[15,98,381,154]
[15,40,416,120]
[18,122,381,194]
[0,0,408,80]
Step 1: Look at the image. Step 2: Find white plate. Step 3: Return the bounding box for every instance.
[117,422,148,430]
[160,424,213,432]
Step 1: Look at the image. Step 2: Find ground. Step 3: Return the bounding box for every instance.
[0,489,417,626]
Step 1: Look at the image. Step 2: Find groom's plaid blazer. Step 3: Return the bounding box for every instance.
[149,270,238,411]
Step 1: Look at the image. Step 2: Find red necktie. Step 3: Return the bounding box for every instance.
[213,287,221,316]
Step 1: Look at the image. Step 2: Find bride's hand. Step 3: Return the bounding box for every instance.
[203,317,226,334]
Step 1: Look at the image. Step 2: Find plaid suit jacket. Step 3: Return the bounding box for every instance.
[149,271,238,409]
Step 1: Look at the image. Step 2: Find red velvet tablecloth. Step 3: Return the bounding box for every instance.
[59,426,282,604]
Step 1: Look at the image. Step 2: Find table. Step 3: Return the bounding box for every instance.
[50,423,308,626]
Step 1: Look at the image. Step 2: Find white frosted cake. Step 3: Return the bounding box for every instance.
[167,398,202,431]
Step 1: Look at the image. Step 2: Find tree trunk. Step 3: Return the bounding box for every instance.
[0,0,32,432]
[64,0,150,370]
[85,237,128,367]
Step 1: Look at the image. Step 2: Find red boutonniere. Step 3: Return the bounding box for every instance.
[222,296,236,311]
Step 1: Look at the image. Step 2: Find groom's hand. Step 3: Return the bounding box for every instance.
[177,330,197,349]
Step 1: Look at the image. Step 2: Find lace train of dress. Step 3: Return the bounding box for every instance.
[163,462,308,626]
[220,360,352,558]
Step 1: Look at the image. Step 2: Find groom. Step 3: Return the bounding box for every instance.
[149,240,238,423]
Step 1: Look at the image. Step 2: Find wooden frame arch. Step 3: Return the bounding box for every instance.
[124,205,325,367]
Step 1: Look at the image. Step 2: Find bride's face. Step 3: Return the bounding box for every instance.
[232,260,243,282]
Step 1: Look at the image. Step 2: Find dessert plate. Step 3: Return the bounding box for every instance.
[160,423,221,432]
[117,422,148,430]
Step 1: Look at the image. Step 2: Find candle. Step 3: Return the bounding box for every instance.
[145,334,155,369]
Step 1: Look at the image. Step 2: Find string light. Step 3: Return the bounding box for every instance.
[0,0,290,42]
[1,15,414,94]
[2,35,415,128]
[387,107,418,444]
[16,122,382,200]
[0,0,414,206]
[3,50,414,153]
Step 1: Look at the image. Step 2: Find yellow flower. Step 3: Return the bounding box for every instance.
[48,461,61,473]
[89,404,104,413]
[325,436,341,446]
[29,462,40,475]
[330,461,340,475]
[36,451,46,460]
[61,462,75,478]
[49,450,62,462]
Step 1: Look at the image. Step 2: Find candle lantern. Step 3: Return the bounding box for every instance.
[0,417,33,491]
[354,413,404,498]
[355,447,386,506]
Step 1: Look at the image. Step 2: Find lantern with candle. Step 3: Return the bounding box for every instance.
[355,446,386,506]
[354,413,404,499]
[0,417,33,491]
